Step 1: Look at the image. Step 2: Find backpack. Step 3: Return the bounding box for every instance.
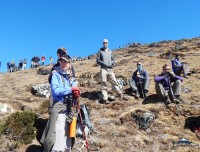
[76,104,94,137]
[117,78,126,89]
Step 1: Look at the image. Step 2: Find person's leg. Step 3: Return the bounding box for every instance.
[144,77,150,92]
[172,80,181,96]
[129,79,138,94]
[101,68,108,101]
[52,113,71,152]
[174,66,183,76]
[155,82,169,103]
[182,64,189,78]
[108,70,128,100]
[108,69,122,95]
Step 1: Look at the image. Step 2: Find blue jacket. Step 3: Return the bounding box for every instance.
[171,59,182,73]
[51,72,77,103]
[132,69,149,83]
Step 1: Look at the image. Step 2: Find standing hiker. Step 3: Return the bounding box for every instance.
[41,54,80,152]
[171,54,190,78]
[50,56,53,65]
[96,38,128,104]
[154,64,183,105]
[129,61,150,99]
[41,55,46,66]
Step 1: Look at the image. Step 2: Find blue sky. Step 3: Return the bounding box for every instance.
[0,0,200,72]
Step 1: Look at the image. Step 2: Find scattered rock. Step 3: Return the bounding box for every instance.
[0,103,13,115]
[31,83,50,98]
[37,67,50,75]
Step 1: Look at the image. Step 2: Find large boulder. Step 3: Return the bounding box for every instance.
[31,83,50,98]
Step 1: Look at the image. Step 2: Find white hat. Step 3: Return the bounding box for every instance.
[103,39,108,43]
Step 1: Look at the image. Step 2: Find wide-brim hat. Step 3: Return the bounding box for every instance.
[57,48,67,56]
[59,54,71,63]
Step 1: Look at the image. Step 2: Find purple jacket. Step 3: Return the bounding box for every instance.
[154,73,183,90]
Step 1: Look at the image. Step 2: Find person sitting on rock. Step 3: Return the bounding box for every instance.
[41,54,80,152]
[129,61,149,99]
[154,64,183,105]
[96,38,128,104]
[171,54,190,78]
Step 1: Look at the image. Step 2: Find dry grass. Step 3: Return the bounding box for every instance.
[0,38,200,151]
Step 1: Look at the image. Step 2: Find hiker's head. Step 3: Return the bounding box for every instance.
[59,54,71,70]
[163,64,170,73]
[103,39,108,49]
[137,61,143,72]
[175,54,181,60]
[57,48,67,59]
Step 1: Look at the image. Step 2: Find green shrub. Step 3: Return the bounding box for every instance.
[3,110,36,145]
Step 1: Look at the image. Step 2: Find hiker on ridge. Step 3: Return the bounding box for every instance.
[41,55,46,66]
[50,56,53,65]
[23,58,27,70]
[41,54,80,152]
[154,64,183,105]
[96,38,128,104]
[129,61,150,99]
[171,54,190,78]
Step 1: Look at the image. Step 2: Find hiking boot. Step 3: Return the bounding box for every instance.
[135,93,139,99]
[119,93,129,101]
[175,95,185,103]
[165,96,171,105]
[184,75,189,79]
[132,92,139,99]
[194,129,200,140]
[108,94,116,101]
[102,100,110,104]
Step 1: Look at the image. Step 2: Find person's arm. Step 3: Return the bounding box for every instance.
[175,75,184,81]
[154,75,165,82]
[51,73,72,96]
[141,70,148,80]
[173,60,181,68]
[111,52,115,66]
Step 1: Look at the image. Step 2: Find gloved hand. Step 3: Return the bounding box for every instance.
[71,86,80,98]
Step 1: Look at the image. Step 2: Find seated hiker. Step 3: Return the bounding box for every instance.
[171,54,190,78]
[129,61,149,99]
[41,54,80,152]
[96,38,128,104]
[48,48,75,84]
[154,64,184,105]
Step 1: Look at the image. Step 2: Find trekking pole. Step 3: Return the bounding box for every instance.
[77,99,89,151]
[139,80,146,99]
[168,75,175,103]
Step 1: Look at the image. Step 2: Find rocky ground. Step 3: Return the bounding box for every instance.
[0,37,200,152]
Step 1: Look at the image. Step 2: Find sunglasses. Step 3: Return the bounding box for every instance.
[164,68,170,71]
[103,42,108,44]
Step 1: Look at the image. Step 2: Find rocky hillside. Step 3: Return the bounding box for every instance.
[0,37,200,152]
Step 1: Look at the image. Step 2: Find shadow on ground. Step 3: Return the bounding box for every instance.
[142,94,161,104]
[25,145,43,152]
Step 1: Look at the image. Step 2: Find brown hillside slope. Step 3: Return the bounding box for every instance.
[0,37,200,152]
